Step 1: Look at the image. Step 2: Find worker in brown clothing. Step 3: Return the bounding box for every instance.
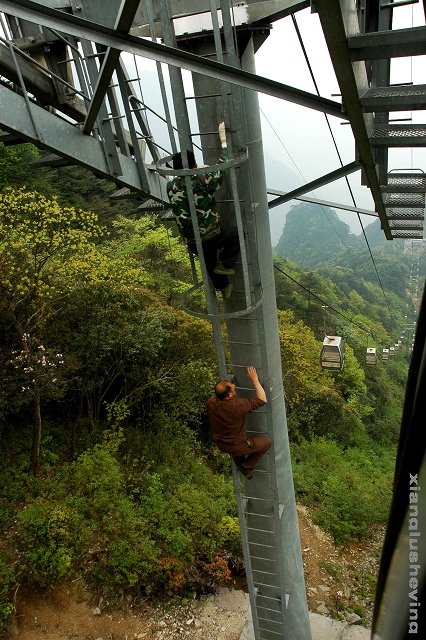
[207,366,272,479]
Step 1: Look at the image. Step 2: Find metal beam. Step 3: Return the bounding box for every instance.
[3,0,346,119]
[268,161,361,209]
[82,0,141,133]
[349,26,426,61]
[267,187,378,217]
[0,83,167,200]
[0,44,86,121]
[315,0,392,239]
[20,0,310,30]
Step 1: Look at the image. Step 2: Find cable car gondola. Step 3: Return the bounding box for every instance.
[320,336,345,371]
[382,348,390,360]
[389,347,395,356]
[365,347,377,365]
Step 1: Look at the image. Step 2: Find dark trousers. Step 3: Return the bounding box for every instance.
[189,225,240,290]
[217,435,272,470]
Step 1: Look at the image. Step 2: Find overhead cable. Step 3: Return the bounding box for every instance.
[290,13,394,321]
[273,262,374,338]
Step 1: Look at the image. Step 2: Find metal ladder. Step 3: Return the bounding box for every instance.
[152,2,311,638]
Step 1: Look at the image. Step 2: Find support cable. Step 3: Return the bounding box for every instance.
[291,13,394,321]
[273,262,377,339]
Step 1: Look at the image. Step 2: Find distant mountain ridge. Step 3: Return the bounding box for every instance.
[274,202,386,269]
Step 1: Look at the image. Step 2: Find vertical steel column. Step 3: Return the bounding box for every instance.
[238,37,311,640]
[185,16,312,639]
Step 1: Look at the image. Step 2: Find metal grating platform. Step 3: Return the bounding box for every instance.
[386,208,425,220]
[391,230,424,238]
[361,84,426,112]
[382,192,425,207]
[382,173,426,192]
[388,220,424,229]
[370,125,426,147]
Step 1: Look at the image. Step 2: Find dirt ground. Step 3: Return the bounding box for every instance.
[5,504,383,640]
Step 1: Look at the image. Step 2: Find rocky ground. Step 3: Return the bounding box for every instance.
[6,504,384,640]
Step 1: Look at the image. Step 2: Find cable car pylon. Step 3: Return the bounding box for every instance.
[157,4,312,639]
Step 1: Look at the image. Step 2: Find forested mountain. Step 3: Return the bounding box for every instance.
[274,202,362,267]
[275,201,425,301]
[0,142,420,630]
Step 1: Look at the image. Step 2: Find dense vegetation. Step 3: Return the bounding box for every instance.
[1,143,423,628]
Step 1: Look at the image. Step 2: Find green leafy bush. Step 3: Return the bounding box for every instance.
[9,434,238,597]
[0,550,19,628]
[291,437,395,544]
[14,500,87,584]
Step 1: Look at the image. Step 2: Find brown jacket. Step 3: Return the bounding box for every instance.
[206,396,266,448]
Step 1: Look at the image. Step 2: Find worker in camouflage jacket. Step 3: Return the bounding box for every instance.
[167,122,239,299]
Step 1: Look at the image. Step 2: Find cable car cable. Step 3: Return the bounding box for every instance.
[260,106,349,251]
[291,14,394,322]
[273,262,375,339]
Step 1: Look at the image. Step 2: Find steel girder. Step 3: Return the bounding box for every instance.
[315,0,426,240]
[0,0,345,117]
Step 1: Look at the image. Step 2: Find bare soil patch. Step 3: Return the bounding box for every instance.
[5,504,383,639]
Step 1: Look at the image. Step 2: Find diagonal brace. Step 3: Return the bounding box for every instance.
[268,161,361,209]
[83,0,141,134]
[6,0,346,120]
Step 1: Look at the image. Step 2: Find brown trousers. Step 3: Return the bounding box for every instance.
[216,435,272,470]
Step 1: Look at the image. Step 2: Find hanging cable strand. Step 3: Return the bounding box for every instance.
[291,14,396,323]
[273,262,375,339]
[260,105,349,251]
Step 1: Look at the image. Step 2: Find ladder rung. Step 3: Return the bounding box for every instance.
[248,542,275,549]
[242,496,274,502]
[246,527,275,534]
[250,555,277,562]
[254,582,280,589]
[258,616,282,625]
[258,625,283,636]
[252,570,278,577]
[257,604,283,613]
[244,512,274,518]
[224,341,261,346]
[256,601,283,615]
[184,94,222,100]
[256,595,282,603]
[190,131,222,136]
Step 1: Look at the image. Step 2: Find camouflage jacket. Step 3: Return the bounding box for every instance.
[167,148,228,242]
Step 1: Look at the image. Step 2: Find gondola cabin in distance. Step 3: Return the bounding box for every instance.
[320,336,345,371]
[365,347,377,365]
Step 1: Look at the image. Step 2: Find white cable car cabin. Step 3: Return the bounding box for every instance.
[320,336,345,371]
[389,347,395,356]
[365,347,377,365]
[382,349,390,360]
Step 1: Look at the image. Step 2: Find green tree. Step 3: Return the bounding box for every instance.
[0,188,102,472]
[102,214,193,306]
[0,142,44,192]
